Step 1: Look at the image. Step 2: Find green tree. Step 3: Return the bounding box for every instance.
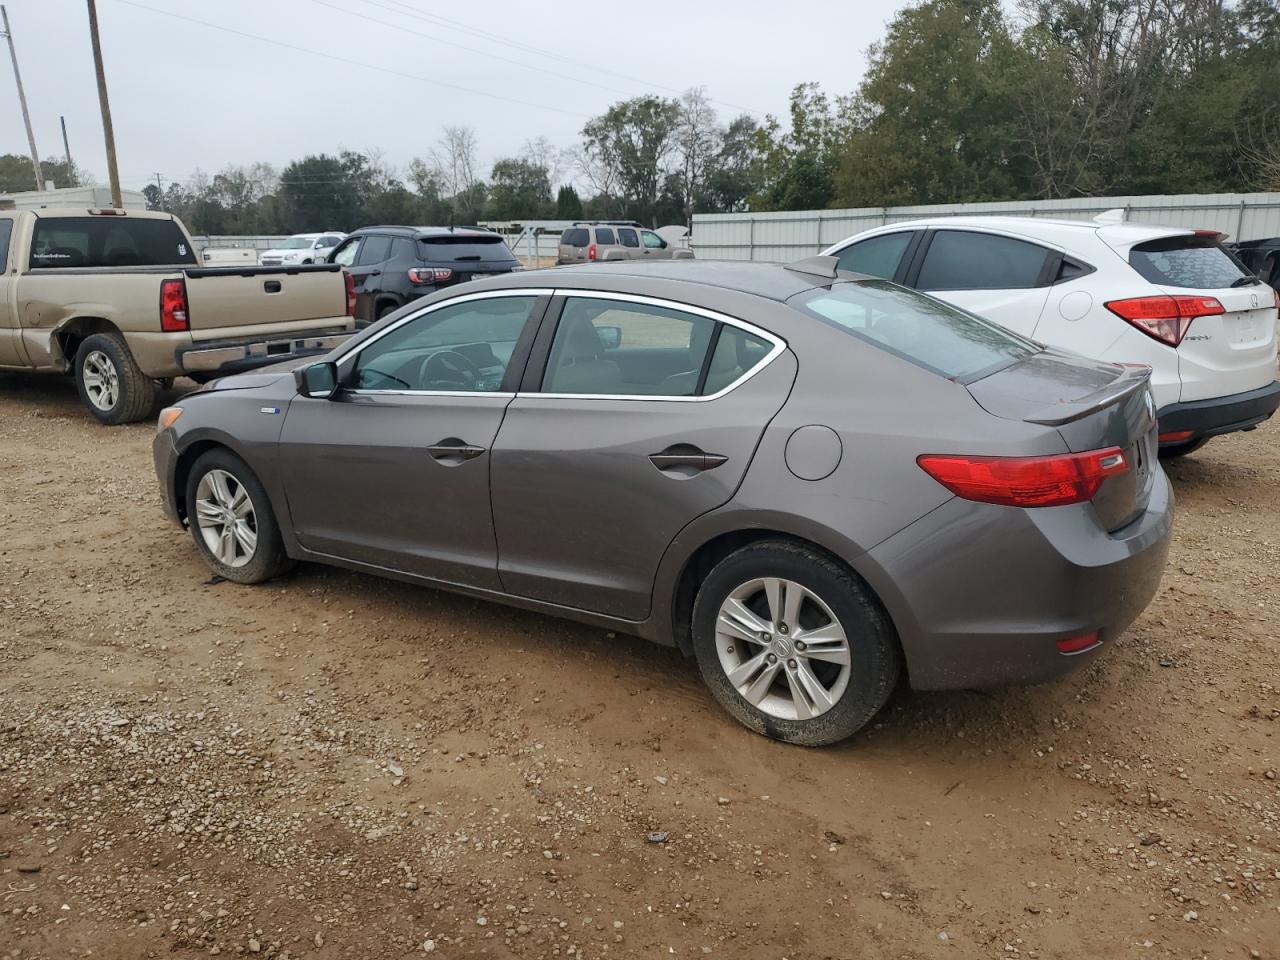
[487,158,553,220]
[703,115,763,213]
[0,153,87,192]
[751,84,842,211]
[555,184,583,220]
[581,95,682,224]
[279,154,362,232]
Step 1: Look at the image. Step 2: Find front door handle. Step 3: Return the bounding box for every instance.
[426,438,486,466]
[648,444,728,477]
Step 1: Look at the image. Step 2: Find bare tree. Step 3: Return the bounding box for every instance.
[521,135,573,189]
[429,125,480,197]
[673,87,719,226]
[1239,118,1280,192]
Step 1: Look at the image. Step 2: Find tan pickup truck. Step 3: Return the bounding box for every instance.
[0,207,355,424]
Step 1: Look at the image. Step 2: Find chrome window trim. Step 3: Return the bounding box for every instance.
[521,289,788,403]
[336,287,554,398]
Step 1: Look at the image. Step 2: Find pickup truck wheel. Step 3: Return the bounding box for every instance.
[185,448,293,584]
[74,333,159,425]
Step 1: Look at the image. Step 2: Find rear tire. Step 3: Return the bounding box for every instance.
[184,448,293,584]
[1158,437,1210,460]
[691,540,901,746]
[376,301,399,321]
[74,333,159,425]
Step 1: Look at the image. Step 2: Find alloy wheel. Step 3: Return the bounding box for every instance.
[194,469,258,568]
[81,350,120,412]
[714,577,852,721]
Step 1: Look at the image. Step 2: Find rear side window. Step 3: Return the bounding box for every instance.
[29,216,196,268]
[916,230,1050,291]
[1129,236,1251,289]
[562,228,589,247]
[390,237,416,262]
[835,232,912,280]
[0,218,13,270]
[797,281,1038,381]
[618,228,639,248]
[356,235,393,266]
[594,228,616,245]
[419,235,516,262]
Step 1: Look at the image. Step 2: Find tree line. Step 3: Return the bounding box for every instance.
[4,0,1278,234]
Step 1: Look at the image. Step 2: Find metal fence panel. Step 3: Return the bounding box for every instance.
[691,193,1280,261]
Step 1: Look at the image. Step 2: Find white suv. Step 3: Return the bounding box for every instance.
[259,232,346,266]
[823,215,1280,458]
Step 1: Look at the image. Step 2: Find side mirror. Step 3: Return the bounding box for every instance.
[596,325,622,350]
[295,361,338,399]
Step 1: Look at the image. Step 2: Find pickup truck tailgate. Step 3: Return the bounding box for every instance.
[184,265,347,339]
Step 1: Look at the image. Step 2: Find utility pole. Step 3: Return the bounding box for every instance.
[60,115,73,182]
[154,172,164,211]
[85,0,121,208]
[1,5,43,192]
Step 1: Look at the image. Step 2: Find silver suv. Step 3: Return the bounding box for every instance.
[557,221,693,264]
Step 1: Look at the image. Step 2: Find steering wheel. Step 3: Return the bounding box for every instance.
[419,350,483,390]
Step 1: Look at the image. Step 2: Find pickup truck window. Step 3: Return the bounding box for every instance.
[30,217,197,269]
[0,218,12,270]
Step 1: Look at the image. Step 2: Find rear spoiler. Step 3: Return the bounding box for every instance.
[1023,366,1152,427]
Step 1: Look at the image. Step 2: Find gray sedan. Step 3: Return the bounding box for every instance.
[153,257,1173,745]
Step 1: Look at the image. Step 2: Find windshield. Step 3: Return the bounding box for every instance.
[795,280,1038,381]
[283,237,317,249]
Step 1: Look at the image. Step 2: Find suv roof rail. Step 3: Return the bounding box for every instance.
[573,220,642,227]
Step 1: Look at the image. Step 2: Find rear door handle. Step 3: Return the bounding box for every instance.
[426,438,486,465]
[648,445,728,475]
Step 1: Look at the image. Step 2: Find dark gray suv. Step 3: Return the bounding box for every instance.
[153,258,1173,745]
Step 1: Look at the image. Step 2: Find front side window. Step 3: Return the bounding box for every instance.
[318,235,342,247]
[797,281,1037,381]
[331,238,361,267]
[916,230,1050,291]
[29,216,196,268]
[1129,236,1252,289]
[352,295,538,392]
[835,232,911,280]
[642,231,666,250]
[618,228,639,248]
[543,297,719,397]
[356,235,393,266]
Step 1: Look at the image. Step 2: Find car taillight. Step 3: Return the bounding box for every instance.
[407,267,453,285]
[343,270,356,316]
[159,278,189,332]
[1104,295,1224,347]
[588,243,597,261]
[916,447,1129,507]
[1158,430,1194,444]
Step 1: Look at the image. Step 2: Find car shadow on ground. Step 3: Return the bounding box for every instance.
[0,370,200,420]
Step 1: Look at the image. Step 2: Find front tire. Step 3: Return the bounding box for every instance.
[185,448,293,584]
[691,540,901,746]
[74,333,159,425]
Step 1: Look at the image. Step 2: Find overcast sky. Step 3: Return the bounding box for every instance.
[5,0,909,192]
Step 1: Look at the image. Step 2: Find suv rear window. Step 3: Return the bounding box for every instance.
[418,235,516,262]
[797,281,1038,381]
[562,228,589,247]
[30,216,196,268]
[1128,235,1252,289]
[594,228,616,245]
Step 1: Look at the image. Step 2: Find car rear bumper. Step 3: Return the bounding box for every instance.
[861,470,1174,690]
[177,329,352,376]
[1156,380,1280,444]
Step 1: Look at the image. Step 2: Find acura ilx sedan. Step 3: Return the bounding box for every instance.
[153,257,1174,745]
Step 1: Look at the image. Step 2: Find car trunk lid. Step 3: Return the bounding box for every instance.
[967,352,1157,531]
[183,265,349,338]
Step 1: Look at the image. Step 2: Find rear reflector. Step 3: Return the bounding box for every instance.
[159,278,189,332]
[916,447,1128,507]
[1105,295,1224,347]
[1056,632,1101,655]
[1158,429,1194,444]
[588,243,597,262]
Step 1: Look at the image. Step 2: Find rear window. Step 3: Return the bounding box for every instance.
[562,228,589,247]
[1129,235,1252,289]
[30,216,196,268]
[418,235,516,262]
[796,281,1038,381]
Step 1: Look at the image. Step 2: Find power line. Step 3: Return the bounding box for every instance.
[110,0,591,120]
[368,0,766,118]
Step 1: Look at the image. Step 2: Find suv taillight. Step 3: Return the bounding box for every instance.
[588,243,597,261]
[1104,295,1224,347]
[159,278,189,332]
[343,270,356,316]
[916,447,1128,507]
[407,267,453,285]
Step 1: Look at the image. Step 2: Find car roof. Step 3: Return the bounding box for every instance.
[867,215,1194,246]
[503,259,836,303]
[352,224,501,239]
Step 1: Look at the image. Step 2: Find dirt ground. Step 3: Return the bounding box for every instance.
[1,372,1277,960]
